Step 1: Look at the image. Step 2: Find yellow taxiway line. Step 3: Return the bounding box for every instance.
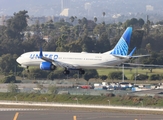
[13,112,19,120]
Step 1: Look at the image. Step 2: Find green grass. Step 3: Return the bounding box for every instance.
[96,68,163,84]
[0,93,163,108]
[97,68,163,78]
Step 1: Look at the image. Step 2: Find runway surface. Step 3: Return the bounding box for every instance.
[1,108,163,120]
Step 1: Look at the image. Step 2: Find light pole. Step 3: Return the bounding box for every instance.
[107,100,110,106]
[135,73,140,85]
[134,67,137,84]
[45,97,47,102]
[14,96,17,102]
[140,101,143,107]
[122,64,124,82]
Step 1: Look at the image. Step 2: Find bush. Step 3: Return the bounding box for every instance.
[131,74,148,81]
[0,75,16,83]
[83,69,99,82]
[149,74,161,80]
[23,67,49,79]
[99,75,107,81]
[108,71,127,80]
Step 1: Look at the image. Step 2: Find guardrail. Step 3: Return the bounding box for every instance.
[0,100,163,112]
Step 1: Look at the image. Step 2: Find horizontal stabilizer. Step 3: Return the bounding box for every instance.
[131,54,151,58]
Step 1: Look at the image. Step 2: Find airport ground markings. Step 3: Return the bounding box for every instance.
[0,108,47,111]
[13,112,19,120]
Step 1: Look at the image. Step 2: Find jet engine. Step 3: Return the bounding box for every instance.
[40,62,56,70]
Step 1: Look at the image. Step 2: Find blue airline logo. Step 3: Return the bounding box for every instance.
[30,54,58,60]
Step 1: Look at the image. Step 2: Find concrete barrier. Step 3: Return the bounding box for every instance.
[0,101,162,112]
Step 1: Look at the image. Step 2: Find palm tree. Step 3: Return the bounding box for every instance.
[70,16,75,25]
[78,19,82,25]
[102,12,105,23]
[78,19,82,36]
[94,17,97,23]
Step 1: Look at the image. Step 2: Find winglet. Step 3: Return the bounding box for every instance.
[128,47,136,57]
[39,47,43,58]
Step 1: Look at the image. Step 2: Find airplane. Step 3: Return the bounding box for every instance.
[16,27,146,75]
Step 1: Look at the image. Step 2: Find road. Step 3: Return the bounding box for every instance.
[0,101,163,120]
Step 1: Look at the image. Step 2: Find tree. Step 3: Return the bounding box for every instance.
[149,74,161,81]
[83,69,98,83]
[81,17,88,27]
[142,52,163,65]
[138,18,145,28]
[70,16,75,24]
[108,71,127,80]
[102,12,105,24]
[6,10,29,39]
[0,54,17,74]
[146,43,151,53]
[129,29,144,51]
[99,75,107,81]
[78,19,82,25]
[131,74,148,81]
[0,75,16,83]
[26,68,49,79]
[95,32,110,52]
[94,17,97,23]
[47,72,56,80]
[102,12,105,17]
[80,35,95,52]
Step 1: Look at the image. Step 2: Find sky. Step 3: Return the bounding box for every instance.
[0,0,163,16]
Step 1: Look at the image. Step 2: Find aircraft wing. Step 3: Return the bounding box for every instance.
[53,61,78,69]
[39,49,78,69]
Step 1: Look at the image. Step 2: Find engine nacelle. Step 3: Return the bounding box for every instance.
[40,62,56,70]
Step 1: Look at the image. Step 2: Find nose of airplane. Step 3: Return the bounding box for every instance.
[16,57,21,64]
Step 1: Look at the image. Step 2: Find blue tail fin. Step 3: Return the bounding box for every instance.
[110,27,132,56]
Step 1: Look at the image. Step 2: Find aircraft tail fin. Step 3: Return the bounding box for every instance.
[109,27,132,56]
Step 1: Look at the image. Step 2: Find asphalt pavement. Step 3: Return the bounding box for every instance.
[1,108,163,120]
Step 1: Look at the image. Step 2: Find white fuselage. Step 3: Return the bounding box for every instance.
[16,51,128,69]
